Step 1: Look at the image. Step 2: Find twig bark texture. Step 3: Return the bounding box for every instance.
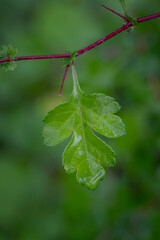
[0,9,160,64]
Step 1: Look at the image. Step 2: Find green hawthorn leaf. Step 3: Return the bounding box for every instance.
[82,109,126,138]
[80,93,125,138]
[80,93,121,114]
[43,101,79,146]
[63,124,115,190]
[43,63,126,189]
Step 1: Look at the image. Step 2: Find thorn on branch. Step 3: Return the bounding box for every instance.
[101,4,130,22]
[59,64,70,96]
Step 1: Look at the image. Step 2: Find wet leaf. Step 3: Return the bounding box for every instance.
[43,64,125,189]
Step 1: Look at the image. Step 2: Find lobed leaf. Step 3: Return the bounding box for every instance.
[43,101,78,146]
[63,124,115,189]
[43,64,126,189]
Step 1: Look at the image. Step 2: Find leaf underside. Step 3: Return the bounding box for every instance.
[43,64,125,190]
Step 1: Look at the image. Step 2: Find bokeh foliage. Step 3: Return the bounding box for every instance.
[0,0,160,239]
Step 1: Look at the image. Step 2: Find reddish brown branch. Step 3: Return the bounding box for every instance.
[76,22,132,56]
[0,11,160,64]
[137,12,160,23]
[0,53,71,64]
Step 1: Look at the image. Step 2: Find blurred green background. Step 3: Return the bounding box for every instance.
[0,0,160,239]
